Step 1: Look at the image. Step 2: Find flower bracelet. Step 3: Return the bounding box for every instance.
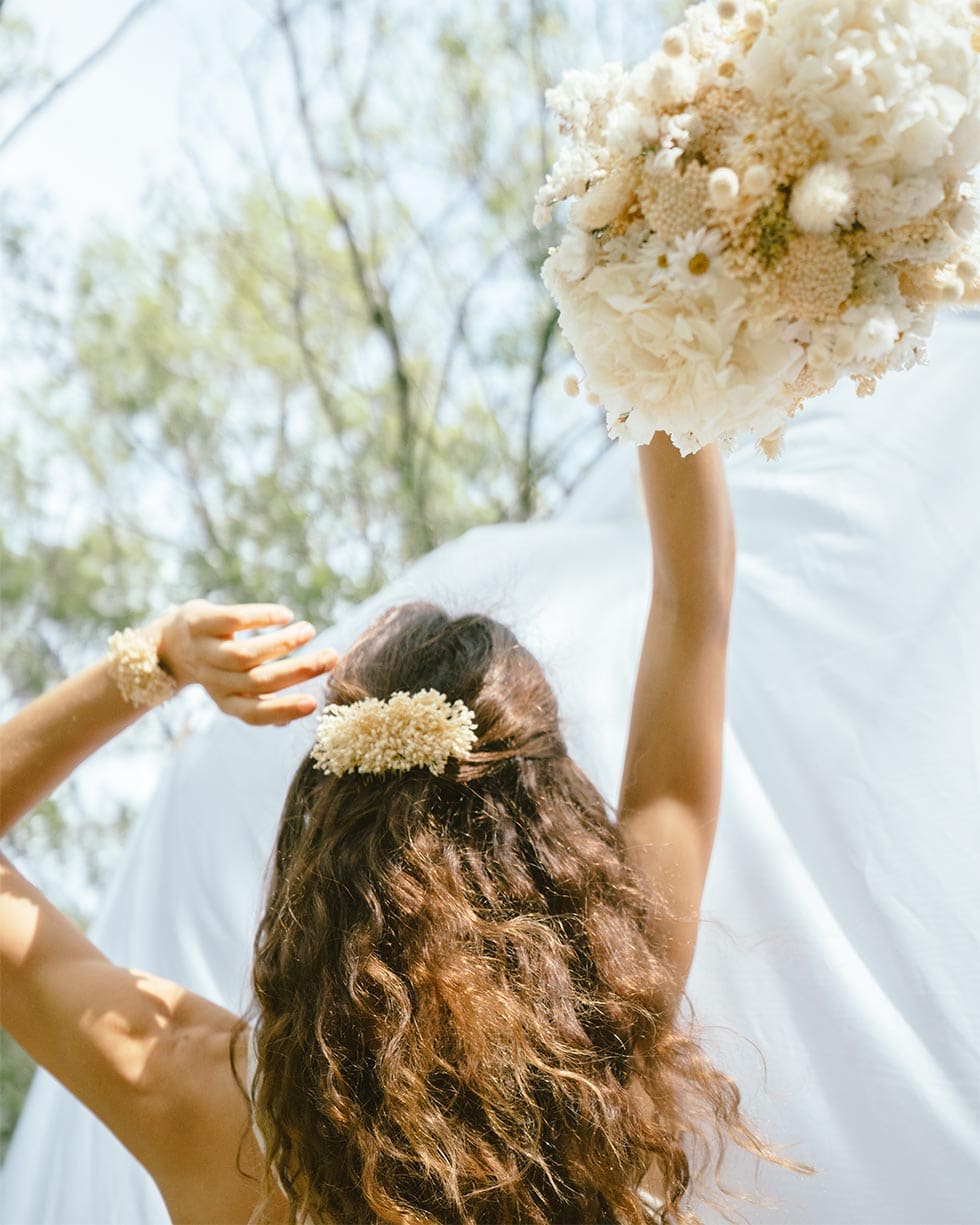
[106,627,179,708]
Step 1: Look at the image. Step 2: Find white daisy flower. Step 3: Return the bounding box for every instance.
[666,226,727,293]
[636,233,673,286]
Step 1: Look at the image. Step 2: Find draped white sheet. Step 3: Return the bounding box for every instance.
[3,312,979,1225]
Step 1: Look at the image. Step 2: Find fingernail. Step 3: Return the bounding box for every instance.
[295,622,315,637]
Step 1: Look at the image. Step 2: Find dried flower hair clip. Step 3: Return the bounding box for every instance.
[310,688,479,778]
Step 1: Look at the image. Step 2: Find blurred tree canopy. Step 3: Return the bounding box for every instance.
[1,0,675,705]
[0,0,670,1155]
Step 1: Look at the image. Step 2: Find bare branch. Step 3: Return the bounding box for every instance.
[242,70,346,439]
[0,0,165,155]
[528,0,554,182]
[240,57,381,566]
[273,0,435,556]
[518,307,560,519]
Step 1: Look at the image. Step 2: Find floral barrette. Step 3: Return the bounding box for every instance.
[310,688,479,777]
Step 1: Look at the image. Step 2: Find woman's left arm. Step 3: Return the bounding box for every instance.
[0,600,336,1181]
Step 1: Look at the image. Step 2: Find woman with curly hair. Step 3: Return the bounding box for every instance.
[0,433,811,1224]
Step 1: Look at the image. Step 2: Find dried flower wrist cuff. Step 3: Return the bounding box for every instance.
[107,627,179,708]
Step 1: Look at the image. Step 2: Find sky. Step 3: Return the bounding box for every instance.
[0,0,272,912]
[3,0,265,237]
[3,0,681,235]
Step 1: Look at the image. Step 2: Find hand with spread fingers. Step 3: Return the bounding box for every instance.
[152,599,338,727]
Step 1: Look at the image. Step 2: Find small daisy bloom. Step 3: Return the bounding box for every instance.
[666,226,727,293]
[636,232,674,284]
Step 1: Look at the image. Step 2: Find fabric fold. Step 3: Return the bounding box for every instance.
[2,312,978,1225]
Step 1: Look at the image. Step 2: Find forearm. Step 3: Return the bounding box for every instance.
[619,434,736,998]
[638,432,736,608]
[0,601,328,841]
[0,658,146,838]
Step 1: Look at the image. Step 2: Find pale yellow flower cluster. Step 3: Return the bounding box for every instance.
[773,234,855,320]
[311,689,479,778]
[639,161,710,242]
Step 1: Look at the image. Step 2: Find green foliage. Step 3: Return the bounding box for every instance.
[0,14,51,121]
[0,0,676,1151]
[755,189,795,268]
[0,1032,36,1163]
[1,0,613,708]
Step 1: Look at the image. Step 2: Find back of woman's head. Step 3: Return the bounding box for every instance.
[249,602,808,1225]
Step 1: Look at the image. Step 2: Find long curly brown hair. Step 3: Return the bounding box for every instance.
[245,602,813,1225]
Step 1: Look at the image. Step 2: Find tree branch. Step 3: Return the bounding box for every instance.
[518,306,560,519]
[0,0,165,155]
[239,57,384,570]
[273,0,434,556]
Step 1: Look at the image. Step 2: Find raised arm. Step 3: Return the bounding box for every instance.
[617,432,736,1002]
[0,603,334,1217]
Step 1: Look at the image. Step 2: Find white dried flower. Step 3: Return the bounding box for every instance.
[742,164,773,196]
[570,167,636,230]
[744,3,767,33]
[550,229,598,282]
[789,162,854,233]
[853,170,946,233]
[533,200,554,228]
[718,0,739,20]
[606,103,645,157]
[839,304,902,363]
[742,0,977,172]
[660,109,698,150]
[564,374,581,396]
[647,53,699,108]
[662,29,687,58]
[666,226,728,293]
[952,194,980,240]
[708,167,740,208]
[311,689,478,777]
[544,62,627,144]
[832,331,857,363]
[648,144,684,174]
[956,254,979,281]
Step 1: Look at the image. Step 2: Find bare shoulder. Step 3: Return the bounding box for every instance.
[147,995,285,1223]
[0,853,283,1221]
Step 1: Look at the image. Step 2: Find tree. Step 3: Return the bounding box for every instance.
[0,0,674,1155]
[3,0,646,712]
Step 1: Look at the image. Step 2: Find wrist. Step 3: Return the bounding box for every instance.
[145,608,184,685]
[106,620,181,708]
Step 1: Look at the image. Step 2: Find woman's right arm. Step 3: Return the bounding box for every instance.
[0,602,335,1211]
[617,432,736,1002]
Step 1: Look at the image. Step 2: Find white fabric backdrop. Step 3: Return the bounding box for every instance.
[3,312,979,1224]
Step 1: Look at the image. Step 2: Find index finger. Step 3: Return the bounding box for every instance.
[190,603,295,637]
